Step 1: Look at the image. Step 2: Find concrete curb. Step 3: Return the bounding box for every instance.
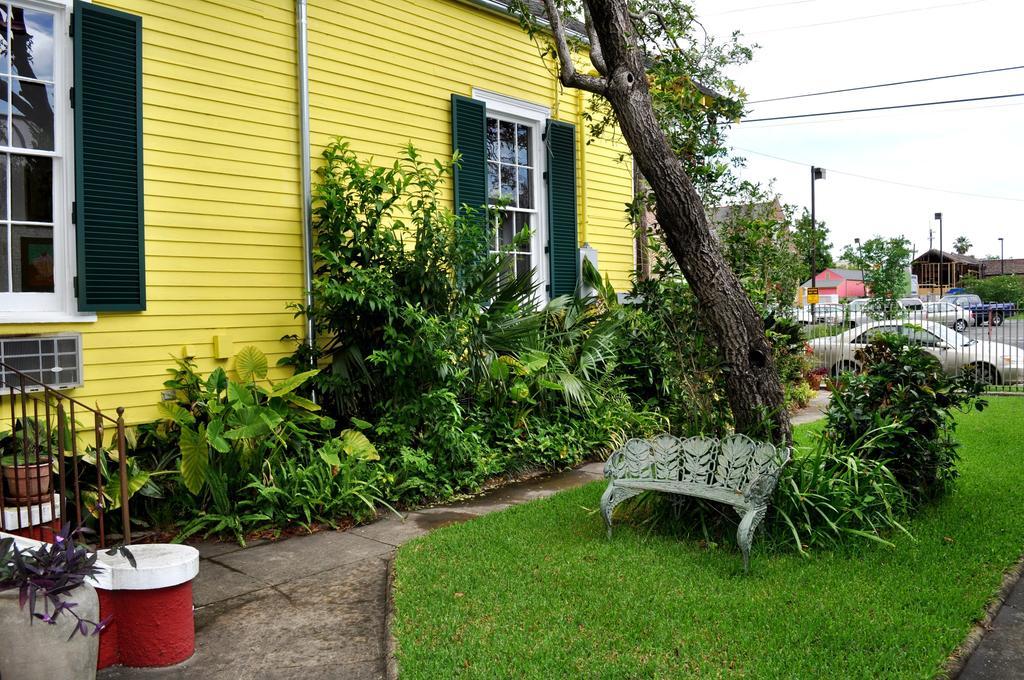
[942,554,1024,678]
[385,557,399,680]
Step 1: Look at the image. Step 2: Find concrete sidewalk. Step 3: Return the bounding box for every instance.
[99,399,836,680]
[98,463,608,680]
[957,573,1024,679]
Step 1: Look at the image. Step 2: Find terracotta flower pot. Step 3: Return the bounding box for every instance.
[2,460,52,504]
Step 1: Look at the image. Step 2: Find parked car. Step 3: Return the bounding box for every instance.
[813,303,846,325]
[807,320,1024,385]
[940,293,1015,326]
[899,297,924,312]
[907,301,974,332]
[845,298,906,327]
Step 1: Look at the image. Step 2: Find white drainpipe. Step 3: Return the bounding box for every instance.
[296,0,314,353]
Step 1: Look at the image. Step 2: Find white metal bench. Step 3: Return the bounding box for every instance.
[601,433,791,571]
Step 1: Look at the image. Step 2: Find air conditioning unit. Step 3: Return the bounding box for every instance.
[0,334,83,392]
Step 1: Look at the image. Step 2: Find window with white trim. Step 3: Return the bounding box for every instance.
[0,0,73,318]
[486,115,538,282]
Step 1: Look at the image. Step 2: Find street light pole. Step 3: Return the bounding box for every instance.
[855,237,864,293]
[810,166,825,314]
[999,237,1005,275]
[934,212,943,289]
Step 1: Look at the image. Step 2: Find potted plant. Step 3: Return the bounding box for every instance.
[1,419,54,505]
[0,525,108,680]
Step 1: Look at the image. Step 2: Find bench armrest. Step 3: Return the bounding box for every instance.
[742,471,780,504]
[603,449,624,479]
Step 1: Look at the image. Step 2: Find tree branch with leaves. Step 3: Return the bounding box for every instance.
[510,0,789,442]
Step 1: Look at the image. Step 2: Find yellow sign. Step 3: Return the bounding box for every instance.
[807,288,819,304]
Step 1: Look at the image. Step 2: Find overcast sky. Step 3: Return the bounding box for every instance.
[691,0,1023,262]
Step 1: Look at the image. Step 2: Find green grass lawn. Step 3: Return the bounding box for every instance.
[393,398,1024,679]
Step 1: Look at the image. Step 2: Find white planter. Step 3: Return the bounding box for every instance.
[0,585,99,680]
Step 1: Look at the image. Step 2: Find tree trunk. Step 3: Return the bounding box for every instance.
[585,1,791,442]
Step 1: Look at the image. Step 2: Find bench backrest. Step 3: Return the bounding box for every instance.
[605,433,790,495]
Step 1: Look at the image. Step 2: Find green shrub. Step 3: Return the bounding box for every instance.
[772,428,910,552]
[823,333,987,503]
[960,274,1024,306]
[285,140,655,508]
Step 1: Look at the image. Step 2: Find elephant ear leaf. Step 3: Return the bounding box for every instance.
[206,420,231,454]
[179,424,209,495]
[269,370,319,398]
[340,429,379,461]
[157,402,194,426]
[235,346,268,383]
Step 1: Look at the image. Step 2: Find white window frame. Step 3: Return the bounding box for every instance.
[473,88,549,302]
[0,0,93,324]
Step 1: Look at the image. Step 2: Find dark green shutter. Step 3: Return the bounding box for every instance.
[73,1,145,311]
[546,120,579,297]
[451,94,487,216]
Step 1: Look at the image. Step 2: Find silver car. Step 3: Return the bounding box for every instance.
[908,301,974,333]
[807,320,1024,385]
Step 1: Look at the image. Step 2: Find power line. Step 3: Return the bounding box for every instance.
[735,146,1024,203]
[707,0,820,16]
[750,65,1024,103]
[737,92,1024,123]
[737,100,1024,129]
[746,0,990,34]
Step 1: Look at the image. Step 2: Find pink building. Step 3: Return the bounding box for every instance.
[799,268,867,303]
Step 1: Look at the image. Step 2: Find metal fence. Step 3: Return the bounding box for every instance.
[0,361,131,547]
[800,304,1023,393]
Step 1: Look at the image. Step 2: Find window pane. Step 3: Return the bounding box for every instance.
[0,78,8,146]
[486,119,498,161]
[517,167,531,209]
[11,8,54,82]
[11,154,52,222]
[498,211,515,248]
[12,79,54,150]
[515,213,532,251]
[487,161,499,202]
[515,253,531,280]
[499,121,515,163]
[0,7,9,76]
[0,154,7,220]
[516,124,531,165]
[12,223,53,292]
[500,165,515,201]
[0,227,8,292]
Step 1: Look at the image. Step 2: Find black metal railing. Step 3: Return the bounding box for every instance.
[801,304,1023,393]
[0,361,130,548]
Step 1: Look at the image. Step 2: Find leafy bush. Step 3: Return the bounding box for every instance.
[130,347,395,544]
[823,333,987,503]
[772,428,910,552]
[156,348,330,498]
[960,274,1024,306]
[285,140,654,508]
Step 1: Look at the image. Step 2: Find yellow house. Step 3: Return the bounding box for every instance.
[2,0,636,424]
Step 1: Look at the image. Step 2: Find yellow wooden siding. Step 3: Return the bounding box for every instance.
[2,0,636,425]
[307,0,635,289]
[1,0,304,424]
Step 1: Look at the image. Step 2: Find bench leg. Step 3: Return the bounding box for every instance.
[600,483,640,539]
[737,506,768,573]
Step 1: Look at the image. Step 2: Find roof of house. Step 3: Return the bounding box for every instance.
[912,248,982,265]
[489,0,586,34]
[981,258,1024,276]
[800,268,864,288]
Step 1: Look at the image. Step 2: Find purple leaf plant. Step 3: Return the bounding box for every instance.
[0,524,123,640]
